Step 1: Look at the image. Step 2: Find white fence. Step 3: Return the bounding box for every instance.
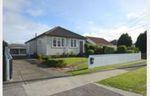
[88,53,141,68]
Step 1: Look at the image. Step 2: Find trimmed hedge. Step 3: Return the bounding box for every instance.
[87,49,95,55]
[117,45,127,53]
[127,46,139,53]
[43,59,67,68]
[103,46,115,54]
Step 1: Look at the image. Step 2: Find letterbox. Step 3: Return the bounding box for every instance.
[90,57,94,65]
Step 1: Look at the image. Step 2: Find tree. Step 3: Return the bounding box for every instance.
[117,45,127,53]
[135,31,147,53]
[117,33,132,47]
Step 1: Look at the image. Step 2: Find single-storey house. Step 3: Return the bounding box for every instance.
[9,44,27,57]
[86,36,116,49]
[25,26,86,56]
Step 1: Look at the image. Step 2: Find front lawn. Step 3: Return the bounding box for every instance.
[97,67,146,96]
[68,60,146,75]
[53,57,88,70]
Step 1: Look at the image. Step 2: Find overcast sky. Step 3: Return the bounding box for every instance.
[3,0,150,44]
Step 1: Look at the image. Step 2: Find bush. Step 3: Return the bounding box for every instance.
[85,43,103,55]
[44,59,67,68]
[117,45,127,53]
[127,46,139,53]
[87,49,95,55]
[104,46,115,54]
[95,46,103,54]
[37,54,44,61]
[126,50,135,53]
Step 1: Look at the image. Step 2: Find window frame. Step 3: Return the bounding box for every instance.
[70,39,77,48]
[52,37,57,47]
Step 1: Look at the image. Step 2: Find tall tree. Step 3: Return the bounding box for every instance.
[135,31,147,53]
[117,33,132,47]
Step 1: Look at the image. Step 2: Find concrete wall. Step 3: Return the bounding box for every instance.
[88,53,141,68]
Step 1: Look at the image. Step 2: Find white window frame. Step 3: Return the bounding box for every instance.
[70,39,77,48]
[52,37,66,48]
[52,37,57,47]
[61,38,65,47]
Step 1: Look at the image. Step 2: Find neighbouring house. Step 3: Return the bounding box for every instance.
[110,39,118,45]
[86,36,117,49]
[9,44,27,57]
[25,26,86,56]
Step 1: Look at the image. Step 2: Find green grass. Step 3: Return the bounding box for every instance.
[68,60,146,75]
[98,67,146,95]
[53,57,88,70]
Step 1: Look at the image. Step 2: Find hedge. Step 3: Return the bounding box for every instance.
[104,46,115,54]
[117,45,127,53]
[43,59,67,68]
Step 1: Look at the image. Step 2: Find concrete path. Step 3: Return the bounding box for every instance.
[23,69,128,96]
[11,59,68,82]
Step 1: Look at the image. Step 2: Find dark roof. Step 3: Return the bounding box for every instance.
[86,36,113,45]
[110,40,118,45]
[9,44,26,48]
[25,26,85,43]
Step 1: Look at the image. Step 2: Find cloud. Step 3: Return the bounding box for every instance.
[26,9,44,17]
[82,21,147,43]
[3,0,50,43]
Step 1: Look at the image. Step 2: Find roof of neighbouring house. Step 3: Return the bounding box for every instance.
[9,44,26,49]
[86,36,113,45]
[25,26,86,43]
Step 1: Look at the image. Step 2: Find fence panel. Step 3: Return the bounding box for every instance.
[88,53,141,68]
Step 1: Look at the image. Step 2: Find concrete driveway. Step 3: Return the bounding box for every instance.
[11,59,68,82]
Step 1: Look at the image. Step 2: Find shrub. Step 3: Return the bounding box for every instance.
[127,46,139,53]
[87,49,95,55]
[44,59,67,68]
[117,45,127,53]
[95,46,103,54]
[126,50,135,53]
[37,54,44,61]
[85,43,103,55]
[104,46,115,54]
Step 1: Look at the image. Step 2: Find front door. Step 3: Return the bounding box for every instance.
[79,41,83,54]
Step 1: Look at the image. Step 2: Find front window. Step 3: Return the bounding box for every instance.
[62,38,64,47]
[10,49,19,54]
[74,40,76,47]
[71,39,77,47]
[20,49,26,54]
[53,38,56,47]
[57,38,61,47]
[71,39,73,47]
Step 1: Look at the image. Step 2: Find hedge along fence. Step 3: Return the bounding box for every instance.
[85,43,115,55]
[85,43,139,56]
[88,53,141,68]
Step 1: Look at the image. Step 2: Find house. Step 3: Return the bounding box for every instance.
[9,44,27,57]
[86,36,116,49]
[110,39,118,45]
[25,26,86,56]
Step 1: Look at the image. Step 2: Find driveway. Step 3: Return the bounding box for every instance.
[11,59,68,82]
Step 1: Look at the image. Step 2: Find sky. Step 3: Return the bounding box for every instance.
[3,0,150,43]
